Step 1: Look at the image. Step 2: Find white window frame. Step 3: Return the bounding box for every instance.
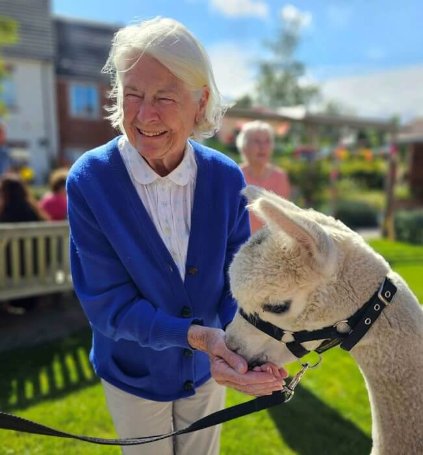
[0,69,17,111]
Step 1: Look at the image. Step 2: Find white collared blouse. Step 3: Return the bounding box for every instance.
[118,136,197,280]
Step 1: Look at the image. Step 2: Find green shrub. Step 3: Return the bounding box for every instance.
[203,137,239,162]
[338,159,387,190]
[335,179,386,211]
[333,200,379,229]
[276,158,330,207]
[394,210,423,244]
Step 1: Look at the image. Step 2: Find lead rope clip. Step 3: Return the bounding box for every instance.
[281,351,322,402]
[282,362,309,402]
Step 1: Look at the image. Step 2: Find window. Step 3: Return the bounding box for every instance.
[0,72,17,111]
[69,83,99,119]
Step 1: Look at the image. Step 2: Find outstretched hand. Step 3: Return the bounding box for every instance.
[187,325,287,396]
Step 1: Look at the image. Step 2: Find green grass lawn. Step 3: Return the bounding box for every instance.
[0,239,422,455]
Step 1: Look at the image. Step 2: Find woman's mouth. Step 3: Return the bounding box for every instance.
[137,128,167,137]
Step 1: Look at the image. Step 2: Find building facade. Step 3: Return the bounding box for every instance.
[0,0,58,183]
[54,16,118,165]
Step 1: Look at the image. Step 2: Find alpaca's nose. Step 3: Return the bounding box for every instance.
[248,360,261,369]
[247,357,267,370]
[225,333,239,352]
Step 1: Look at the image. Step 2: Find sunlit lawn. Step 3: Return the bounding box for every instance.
[0,239,422,455]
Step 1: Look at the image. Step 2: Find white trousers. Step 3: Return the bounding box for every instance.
[102,378,226,455]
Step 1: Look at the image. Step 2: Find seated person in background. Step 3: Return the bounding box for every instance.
[39,168,68,220]
[0,173,49,223]
[236,120,291,233]
[0,173,49,313]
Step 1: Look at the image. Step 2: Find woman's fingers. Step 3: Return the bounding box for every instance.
[219,379,284,396]
[203,328,288,397]
[212,344,248,374]
[210,355,285,396]
[253,362,288,379]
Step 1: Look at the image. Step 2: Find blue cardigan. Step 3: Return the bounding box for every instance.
[67,137,250,401]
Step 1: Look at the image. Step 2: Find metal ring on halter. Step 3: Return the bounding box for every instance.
[334,319,352,334]
[299,351,322,369]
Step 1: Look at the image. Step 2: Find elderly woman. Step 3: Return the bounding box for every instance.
[67,17,286,455]
[236,121,291,233]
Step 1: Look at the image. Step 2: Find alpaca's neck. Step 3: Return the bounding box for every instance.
[351,286,423,455]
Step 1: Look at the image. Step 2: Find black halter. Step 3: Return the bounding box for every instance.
[239,276,397,358]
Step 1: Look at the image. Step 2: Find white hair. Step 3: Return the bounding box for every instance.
[235,120,275,153]
[103,16,226,139]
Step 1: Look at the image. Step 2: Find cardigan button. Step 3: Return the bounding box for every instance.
[180,306,192,318]
[183,380,194,391]
[183,348,193,357]
[187,266,198,276]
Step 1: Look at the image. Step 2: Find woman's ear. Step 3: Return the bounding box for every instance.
[195,86,210,123]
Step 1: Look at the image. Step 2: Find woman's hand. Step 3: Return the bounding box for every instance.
[187,325,287,396]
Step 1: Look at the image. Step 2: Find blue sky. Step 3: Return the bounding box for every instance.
[52,0,423,122]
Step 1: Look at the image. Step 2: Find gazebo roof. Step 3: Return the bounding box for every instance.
[226,107,397,133]
[398,118,423,143]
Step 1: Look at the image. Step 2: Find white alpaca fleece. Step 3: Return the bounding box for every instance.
[226,186,423,455]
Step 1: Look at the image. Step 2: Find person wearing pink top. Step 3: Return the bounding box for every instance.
[39,167,68,220]
[236,120,291,233]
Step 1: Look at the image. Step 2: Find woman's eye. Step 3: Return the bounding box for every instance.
[262,300,292,314]
[158,97,174,104]
[125,94,141,101]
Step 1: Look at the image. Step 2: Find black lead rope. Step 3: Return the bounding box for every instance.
[0,388,293,446]
[2,277,397,446]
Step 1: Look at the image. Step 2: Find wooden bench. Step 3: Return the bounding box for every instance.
[0,221,73,301]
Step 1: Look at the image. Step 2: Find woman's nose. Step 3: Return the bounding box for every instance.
[136,100,158,121]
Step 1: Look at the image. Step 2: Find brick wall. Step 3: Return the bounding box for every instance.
[56,79,117,164]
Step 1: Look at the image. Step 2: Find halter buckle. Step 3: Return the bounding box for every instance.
[377,279,394,306]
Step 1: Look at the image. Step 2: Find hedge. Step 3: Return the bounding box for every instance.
[394,210,423,244]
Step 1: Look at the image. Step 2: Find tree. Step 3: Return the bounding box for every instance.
[256,11,319,109]
[232,94,253,109]
[0,15,18,116]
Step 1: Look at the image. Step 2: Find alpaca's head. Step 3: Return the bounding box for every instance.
[225,186,390,367]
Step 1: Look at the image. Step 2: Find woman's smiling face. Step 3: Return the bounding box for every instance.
[122,54,208,176]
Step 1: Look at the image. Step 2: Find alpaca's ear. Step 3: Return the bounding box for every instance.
[242,185,266,203]
[255,198,336,271]
[243,185,301,213]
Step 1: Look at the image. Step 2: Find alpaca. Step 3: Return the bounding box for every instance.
[225,186,423,455]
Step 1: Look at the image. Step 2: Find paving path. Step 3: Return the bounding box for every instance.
[0,292,88,353]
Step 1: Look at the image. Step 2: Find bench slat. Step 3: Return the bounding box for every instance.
[0,221,73,301]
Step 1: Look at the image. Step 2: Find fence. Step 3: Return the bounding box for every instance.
[0,221,73,301]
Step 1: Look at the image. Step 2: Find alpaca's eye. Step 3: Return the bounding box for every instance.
[262,300,292,314]
[249,232,266,246]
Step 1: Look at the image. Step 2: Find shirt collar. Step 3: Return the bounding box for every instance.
[120,136,196,186]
